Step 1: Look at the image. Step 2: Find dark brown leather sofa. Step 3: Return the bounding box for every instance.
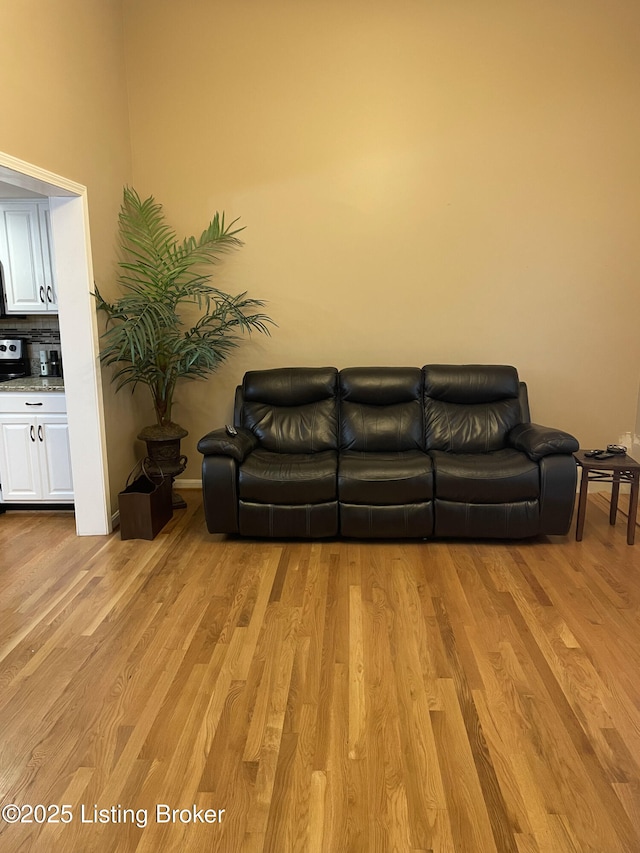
[197,365,579,539]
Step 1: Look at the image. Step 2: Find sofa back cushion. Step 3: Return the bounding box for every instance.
[241,367,339,452]
[339,367,423,451]
[423,364,522,452]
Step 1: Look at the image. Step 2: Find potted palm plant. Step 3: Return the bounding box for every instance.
[95,187,274,506]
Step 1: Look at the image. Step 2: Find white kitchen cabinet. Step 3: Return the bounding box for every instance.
[0,200,58,313]
[0,393,73,502]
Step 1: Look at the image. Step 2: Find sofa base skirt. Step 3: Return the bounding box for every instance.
[434,499,539,539]
[340,502,433,538]
[239,501,338,538]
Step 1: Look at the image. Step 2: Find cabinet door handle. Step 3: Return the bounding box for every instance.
[46,286,53,303]
[38,425,44,442]
[30,425,36,442]
[25,402,43,406]
[39,286,45,303]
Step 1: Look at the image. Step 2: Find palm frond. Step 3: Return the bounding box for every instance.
[95,187,275,425]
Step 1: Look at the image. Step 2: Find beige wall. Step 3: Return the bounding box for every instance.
[121,0,640,478]
[6,1,640,493]
[1,0,145,504]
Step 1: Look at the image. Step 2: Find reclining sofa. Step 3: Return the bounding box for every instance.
[197,365,579,539]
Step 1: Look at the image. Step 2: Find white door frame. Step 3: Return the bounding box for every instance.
[0,151,111,535]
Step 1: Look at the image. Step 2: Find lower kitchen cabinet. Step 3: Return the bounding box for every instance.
[0,393,73,502]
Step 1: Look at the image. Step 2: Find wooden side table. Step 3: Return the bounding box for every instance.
[574,450,640,545]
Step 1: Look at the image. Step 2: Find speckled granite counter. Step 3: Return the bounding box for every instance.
[0,377,65,392]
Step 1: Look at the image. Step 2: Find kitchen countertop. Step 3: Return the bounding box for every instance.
[0,376,65,392]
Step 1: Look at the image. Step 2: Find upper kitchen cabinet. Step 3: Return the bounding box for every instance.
[0,200,58,314]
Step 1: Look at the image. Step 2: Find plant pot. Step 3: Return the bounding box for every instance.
[137,422,188,509]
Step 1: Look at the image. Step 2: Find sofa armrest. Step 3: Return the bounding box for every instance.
[201,455,240,533]
[197,426,258,461]
[509,422,579,461]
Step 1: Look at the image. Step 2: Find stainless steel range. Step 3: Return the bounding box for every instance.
[0,338,31,383]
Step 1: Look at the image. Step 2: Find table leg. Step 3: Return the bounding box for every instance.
[610,472,621,525]
[575,467,589,541]
[627,472,639,545]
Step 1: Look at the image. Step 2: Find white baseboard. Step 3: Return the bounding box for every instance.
[174,479,202,490]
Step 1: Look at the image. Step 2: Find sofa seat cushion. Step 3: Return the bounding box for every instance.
[431,448,539,503]
[338,450,433,505]
[239,449,337,504]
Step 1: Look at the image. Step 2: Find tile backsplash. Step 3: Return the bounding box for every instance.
[0,315,61,375]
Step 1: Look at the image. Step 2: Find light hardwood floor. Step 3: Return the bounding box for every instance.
[1,492,640,852]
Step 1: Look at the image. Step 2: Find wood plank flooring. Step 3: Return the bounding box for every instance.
[1,492,640,852]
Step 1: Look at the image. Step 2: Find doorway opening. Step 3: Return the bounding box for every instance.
[0,151,111,535]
